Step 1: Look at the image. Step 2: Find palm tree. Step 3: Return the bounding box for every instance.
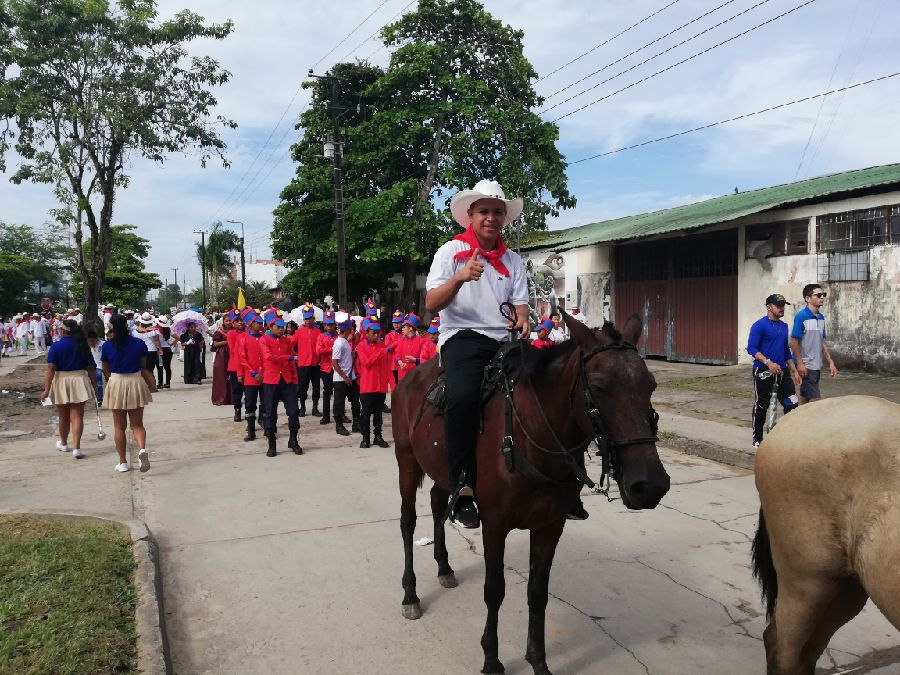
[196,221,240,301]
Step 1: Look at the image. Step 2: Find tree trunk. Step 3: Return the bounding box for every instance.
[403,112,445,312]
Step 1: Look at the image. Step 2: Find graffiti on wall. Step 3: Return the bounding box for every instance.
[525,253,566,324]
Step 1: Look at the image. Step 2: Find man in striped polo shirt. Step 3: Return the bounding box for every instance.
[790,283,838,404]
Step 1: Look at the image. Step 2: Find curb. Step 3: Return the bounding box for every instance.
[0,509,171,675]
[659,435,756,471]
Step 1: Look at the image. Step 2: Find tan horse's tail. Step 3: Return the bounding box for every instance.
[752,508,778,619]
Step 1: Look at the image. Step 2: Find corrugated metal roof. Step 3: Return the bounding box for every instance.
[524,163,900,252]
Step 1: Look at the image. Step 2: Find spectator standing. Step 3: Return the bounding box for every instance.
[355,318,391,448]
[155,316,174,389]
[790,284,838,404]
[180,323,205,384]
[40,319,96,459]
[570,306,588,326]
[101,314,155,472]
[747,293,801,448]
[549,312,567,343]
[134,312,163,383]
[210,315,232,404]
[16,315,30,355]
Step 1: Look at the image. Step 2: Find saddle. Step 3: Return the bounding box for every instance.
[418,340,530,423]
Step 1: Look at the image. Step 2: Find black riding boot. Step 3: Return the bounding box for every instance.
[244,416,256,442]
[266,435,276,457]
[288,429,302,454]
[233,406,242,422]
[373,433,389,448]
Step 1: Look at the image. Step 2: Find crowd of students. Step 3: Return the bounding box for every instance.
[210,301,441,456]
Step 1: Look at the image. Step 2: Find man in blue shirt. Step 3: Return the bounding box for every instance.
[790,283,838,404]
[747,294,801,448]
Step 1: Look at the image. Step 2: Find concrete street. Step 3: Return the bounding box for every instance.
[1,356,898,674]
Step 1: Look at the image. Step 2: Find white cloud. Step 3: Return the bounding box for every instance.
[2,0,899,293]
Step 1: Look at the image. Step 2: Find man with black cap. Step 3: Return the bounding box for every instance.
[747,293,801,448]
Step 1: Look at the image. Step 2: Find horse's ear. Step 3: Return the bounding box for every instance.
[559,305,596,347]
[621,313,643,346]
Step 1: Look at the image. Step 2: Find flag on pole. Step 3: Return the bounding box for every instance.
[237,287,247,310]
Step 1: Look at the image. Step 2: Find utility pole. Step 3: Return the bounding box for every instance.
[309,69,349,308]
[194,229,207,311]
[226,220,246,289]
[172,267,179,307]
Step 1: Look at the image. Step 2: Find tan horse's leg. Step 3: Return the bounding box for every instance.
[802,578,868,667]
[857,525,900,630]
[768,575,845,675]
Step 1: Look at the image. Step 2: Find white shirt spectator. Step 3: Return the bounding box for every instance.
[549,327,567,343]
[571,310,589,325]
[133,327,161,352]
[426,239,529,348]
[331,335,355,382]
[30,318,46,337]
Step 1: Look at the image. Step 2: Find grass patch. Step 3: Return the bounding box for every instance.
[659,430,679,441]
[0,515,137,674]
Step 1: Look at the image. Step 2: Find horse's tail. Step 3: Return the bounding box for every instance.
[751,508,778,619]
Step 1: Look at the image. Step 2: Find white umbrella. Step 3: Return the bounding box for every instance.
[171,310,209,335]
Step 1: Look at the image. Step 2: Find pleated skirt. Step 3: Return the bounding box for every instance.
[49,370,93,405]
[104,372,152,410]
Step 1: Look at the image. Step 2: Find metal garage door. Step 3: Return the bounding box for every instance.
[614,230,738,364]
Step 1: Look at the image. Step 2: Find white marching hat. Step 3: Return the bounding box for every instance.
[137,311,155,325]
[449,180,523,228]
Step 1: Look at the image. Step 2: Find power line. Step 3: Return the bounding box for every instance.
[340,0,416,62]
[542,0,742,103]
[551,0,820,122]
[201,0,394,228]
[568,71,900,164]
[536,0,683,84]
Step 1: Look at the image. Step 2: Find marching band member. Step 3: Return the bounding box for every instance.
[355,318,392,449]
[239,309,266,442]
[531,317,556,349]
[292,304,321,418]
[260,309,301,457]
[226,308,246,422]
[394,313,423,381]
[316,310,338,426]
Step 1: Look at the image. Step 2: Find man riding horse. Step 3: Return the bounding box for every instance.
[424,180,588,527]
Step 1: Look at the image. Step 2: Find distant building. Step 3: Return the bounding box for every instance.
[520,163,900,372]
[243,259,287,297]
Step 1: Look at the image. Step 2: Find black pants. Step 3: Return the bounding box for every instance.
[333,379,360,424]
[183,347,201,383]
[146,350,159,374]
[751,368,798,443]
[157,349,172,387]
[297,365,320,408]
[244,384,266,427]
[442,331,501,488]
[263,378,299,436]
[229,371,244,411]
[360,392,386,439]
[320,370,334,417]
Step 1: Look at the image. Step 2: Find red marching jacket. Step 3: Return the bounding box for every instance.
[384,330,402,371]
[419,339,437,363]
[259,333,297,385]
[355,339,392,394]
[239,333,265,386]
[316,332,337,373]
[394,335,422,381]
[291,325,321,367]
[531,337,554,350]
[226,329,245,376]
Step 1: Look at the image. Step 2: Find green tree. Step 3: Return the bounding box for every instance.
[196,221,241,302]
[155,283,182,314]
[0,0,236,330]
[211,279,272,312]
[70,225,161,309]
[0,221,71,314]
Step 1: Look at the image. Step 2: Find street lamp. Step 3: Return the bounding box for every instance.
[225,220,246,289]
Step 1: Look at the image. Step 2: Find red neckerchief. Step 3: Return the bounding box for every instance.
[452,226,510,278]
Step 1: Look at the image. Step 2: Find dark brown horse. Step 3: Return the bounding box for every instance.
[392,311,671,674]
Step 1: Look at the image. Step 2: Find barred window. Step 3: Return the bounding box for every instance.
[817,205,898,251]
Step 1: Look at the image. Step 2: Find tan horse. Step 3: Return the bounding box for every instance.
[752,395,900,674]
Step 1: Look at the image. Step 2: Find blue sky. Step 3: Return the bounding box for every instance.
[2,0,899,293]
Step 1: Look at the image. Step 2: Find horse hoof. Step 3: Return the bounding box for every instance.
[438,573,458,589]
[481,661,505,674]
[401,603,422,620]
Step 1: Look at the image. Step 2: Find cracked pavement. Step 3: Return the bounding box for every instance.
[2,371,897,674]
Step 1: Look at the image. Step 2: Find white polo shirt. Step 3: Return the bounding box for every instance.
[425,239,529,348]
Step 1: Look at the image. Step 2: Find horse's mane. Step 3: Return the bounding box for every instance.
[516,321,622,384]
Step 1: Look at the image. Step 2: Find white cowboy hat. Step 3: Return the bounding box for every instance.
[137,311,155,325]
[156,315,171,327]
[449,179,523,228]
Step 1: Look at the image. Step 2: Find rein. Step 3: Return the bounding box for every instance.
[496,303,660,500]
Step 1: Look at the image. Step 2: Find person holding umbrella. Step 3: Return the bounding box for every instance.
[40,319,96,459]
[179,322,205,384]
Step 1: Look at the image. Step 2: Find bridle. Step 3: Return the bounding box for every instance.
[497,304,659,498]
[577,341,660,496]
